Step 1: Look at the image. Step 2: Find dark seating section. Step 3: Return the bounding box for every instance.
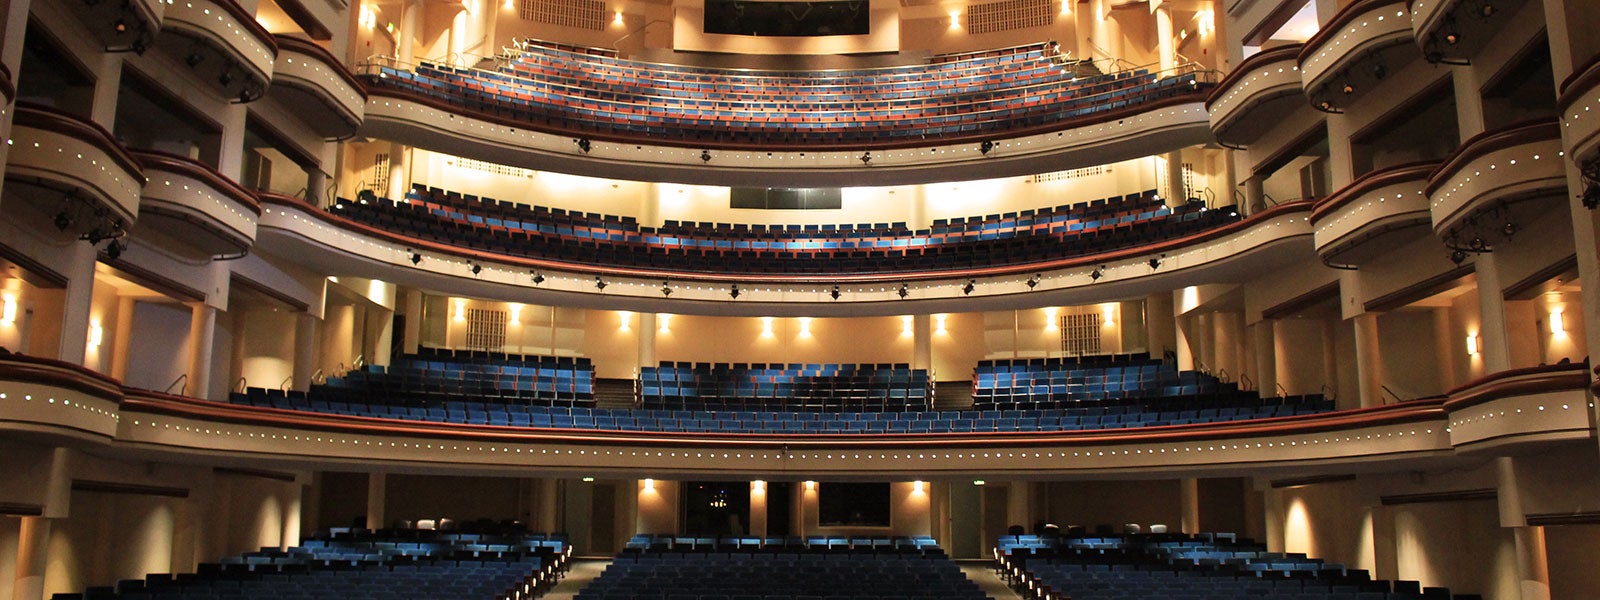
[576,535,984,600]
[973,352,1331,417]
[231,347,596,424]
[997,532,1457,600]
[332,184,1240,275]
[359,40,1213,147]
[640,362,930,412]
[51,528,570,600]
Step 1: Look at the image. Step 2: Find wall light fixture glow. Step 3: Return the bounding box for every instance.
[643,478,655,493]
[509,303,522,325]
[659,313,672,333]
[804,480,816,491]
[453,299,466,322]
[935,314,948,335]
[1466,333,1478,356]
[1550,309,1565,334]
[761,316,775,337]
[1,294,16,326]
[618,312,632,332]
[1103,304,1116,327]
[752,480,766,494]
[798,317,812,338]
[614,10,624,25]
[88,320,103,348]
[949,10,960,28]
[1044,307,1059,331]
[1198,9,1215,35]
[912,480,925,494]
[359,4,377,29]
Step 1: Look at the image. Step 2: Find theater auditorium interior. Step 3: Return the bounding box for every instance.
[0,0,1598,598]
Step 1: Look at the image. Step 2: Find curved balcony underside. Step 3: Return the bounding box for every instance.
[1297,0,1416,112]
[267,36,365,139]
[1310,162,1436,267]
[0,354,1587,480]
[361,90,1215,188]
[134,150,260,256]
[1409,0,1531,64]
[1207,46,1308,147]
[255,196,1313,317]
[5,104,144,225]
[65,0,162,52]
[157,0,276,101]
[1427,120,1565,240]
[1558,55,1600,165]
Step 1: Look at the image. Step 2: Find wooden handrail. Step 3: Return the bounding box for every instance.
[1309,160,1440,223]
[13,103,144,181]
[1424,118,1561,197]
[1205,44,1303,109]
[133,149,262,215]
[273,35,367,99]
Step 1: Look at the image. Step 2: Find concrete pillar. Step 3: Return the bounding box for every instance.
[1145,293,1177,360]
[1252,320,1278,395]
[56,242,96,367]
[1155,4,1176,74]
[1352,312,1385,407]
[1321,319,1340,402]
[1244,176,1265,215]
[1452,66,1487,140]
[188,304,218,399]
[1212,311,1243,380]
[110,296,136,381]
[640,183,663,228]
[1513,526,1552,600]
[1222,149,1239,209]
[385,142,410,202]
[399,289,422,355]
[306,168,328,205]
[11,517,49,600]
[291,312,319,390]
[1174,315,1195,371]
[1006,481,1031,531]
[1261,483,1285,553]
[908,185,930,231]
[913,314,932,372]
[216,104,248,182]
[749,481,768,538]
[1165,151,1186,204]
[0,0,34,77]
[365,472,387,530]
[638,313,657,371]
[1326,114,1356,189]
[1475,256,1513,373]
[1179,478,1200,534]
[87,53,123,130]
[538,479,560,533]
[281,483,303,549]
[397,0,423,65]
[1370,505,1399,581]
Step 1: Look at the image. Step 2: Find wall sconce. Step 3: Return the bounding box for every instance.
[1,294,16,326]
[453,298,466,322]
[1103,304,1116,327]
[614,10,624,26]
[804,480,816,491]
[643,478,655,493]
[798,317,812,338]
[973,480,986,486]
[912,480,925,494]
[504,0,514,9]
[509,303,522,325]
[901,315,915,337]
[359,4,378,29]
[1466,333,1479,356]
[88,319,103,348]
[1044,307,1059,331]
[752,480,766,494]
[659,314,671,333]
[618,312,631,332]
[935,314,948,335]
[582,477,596,482]
[949,10,960,28]
[1550,309,1565,334]
[761,316,775,338]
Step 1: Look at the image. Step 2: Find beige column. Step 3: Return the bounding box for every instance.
[188,304,218,398]
[365,472,387,530]
[1244,176,1265,214]
[397,0,423,65]
[638,313,657,370]
[1475,256,1513,373]
[1352,312,1385,407]
[399,289,422,355]
[913,314,932,372]
[386,142,410,202]
[1252,320,1278,396]
[538,479,560,533]
[281,482,303,549]
[1513,526,1552,600]
[56,243,97,367]
[1179,478,1200,534]
[110,296,136,380]
[292,312,319,391]
[1155,4,1176,74]
[749,481,768,538]
[1006,481,1032,532]
[10,517,49,600]
[1165,150,1186,204]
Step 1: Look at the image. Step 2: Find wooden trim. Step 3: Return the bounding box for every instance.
[1310,161,1440,224]
[1441,366,1589,412]
[0,352,126,400]
[1442,361,1589,397]
[0,241,69,289]
[1205,45,1303,108]
[262,193,1312,284]
[229,273,310,312]
[99,258,208,303]
[1362,265,1474,313]
[72,480,189,498]
[1261,282,1340,320]
[1270,474,1356,489]
[1526,511,1600,526]
[1425,119,1561,196]
[360,83,1213,153]
[268,3,333,40]
[12,103,144,180]
[1296,0,1406,65]
[1557,50,1600,98]
[214,466,298,482]
[0,502,43,516]
[274,36,365,97]
[1502,254,1578,300]
[1380,488,1496,505]
[134,150,262,215]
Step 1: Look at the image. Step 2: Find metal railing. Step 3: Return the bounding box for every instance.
[165,374,188,396]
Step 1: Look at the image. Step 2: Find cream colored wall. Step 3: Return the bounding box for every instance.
[982,304,1129,360]
[1546,525,1600,600]
[636,478,679,535]
[1392,500,1518,600]
[122,301,194,392]
[83,280,121,377]
[238,308,299,392]
[654,313,911,367]
[899,5,1074,56]
[1376,309,1448,399]
[1280,481,1376,575]
[1041,480,1182,532]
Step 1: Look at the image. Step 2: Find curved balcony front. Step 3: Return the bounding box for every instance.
[0,353,1586,479]
[1310,161,1436,268]
[1427,120,1565,246]
[134,150,260,256]
[157,0,276,102]
[1558,54,1600,167]
[1206,45,1306,147]
[1409,0,1531,64]
[255,195,1313,317]
[1297,0,1415,112]
[267,35,365,139]
[5,104,144,227]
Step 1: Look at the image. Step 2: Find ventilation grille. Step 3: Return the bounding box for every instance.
[452,157,534,178]
[465,308,508,350]
[521,0,607,31]
[1060,312,1103,356]
[965,0,1054,35]
[1030,164,1111,183]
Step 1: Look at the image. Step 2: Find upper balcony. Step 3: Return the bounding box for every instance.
[1310,161,1436,268]
[266,35,365,139]
[359,41,1218,187]
[1207,45,1306,148]
[155,0,277,103]
[133,150,261,257]
[1558,54,1600,169]
[60,0,162,53]
[1409,0,1532,64]
[5,103,144,233]
[1427,120,1565,248]
[1298,0,1417,113]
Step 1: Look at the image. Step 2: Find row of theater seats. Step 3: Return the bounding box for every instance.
[264,349,597,412]
[225,397,1333,432]
[333,185,1239,274]
[577,536,983,600]
[972,353,1277,411]
[996,533,1469,600]
[639,362,930,412]
[50,529,569,600]
[359,40,1213,145]
[624,535,941,553]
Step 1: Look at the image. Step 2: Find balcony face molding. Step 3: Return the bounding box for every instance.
[1558,57,1600,165]
[268,36,364,139]
[1443,366,1594,449]
[6,105,144,224]
[1298,0,1415,110]
[255,197,1312,317]
[1207,46,1306,146]
[1311,162,1435,266]
[162,0,277,96]
[135,151,260,256]
[1428,121,1565,236]
[361,91,1214,188]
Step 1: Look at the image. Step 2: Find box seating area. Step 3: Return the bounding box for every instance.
[639,362,931,412]
[358,40,1213,146]
[996,533,1461,600]
[331,184,1239,275]
[50,529,569,600]
[576,536,983,600]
